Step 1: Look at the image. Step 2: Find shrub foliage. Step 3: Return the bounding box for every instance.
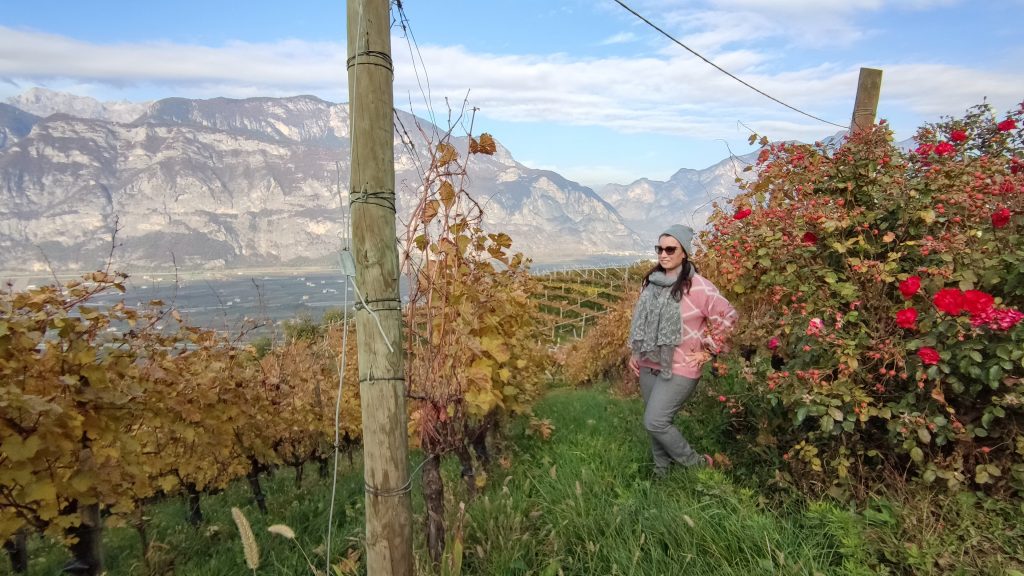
[700,103,1024,496]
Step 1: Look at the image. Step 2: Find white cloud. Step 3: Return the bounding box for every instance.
[883,64,1024,117]
[600,32,638,45]
[706,0,884,12]
[625,0,960,51]
[0,26,348,99]
[2,25,1021,147]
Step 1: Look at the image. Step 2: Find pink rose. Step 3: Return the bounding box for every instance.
[806,318,825,336]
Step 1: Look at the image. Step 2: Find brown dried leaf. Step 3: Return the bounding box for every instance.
[421,199,440,224]
[471,133,497,155]
[439,181,456,209]
[437,142,459,167]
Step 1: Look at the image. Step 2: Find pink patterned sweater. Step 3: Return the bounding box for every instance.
[635,273,739,379]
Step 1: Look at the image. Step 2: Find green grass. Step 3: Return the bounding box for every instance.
[7,385,1023,575]
[14,458,368,575]
[461,387,854,575]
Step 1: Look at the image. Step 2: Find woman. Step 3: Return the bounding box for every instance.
[628,224,738,476]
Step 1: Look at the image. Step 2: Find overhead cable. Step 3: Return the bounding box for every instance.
[611,0,849,129]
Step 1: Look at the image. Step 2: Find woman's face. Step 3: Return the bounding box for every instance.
[656,235,686,273]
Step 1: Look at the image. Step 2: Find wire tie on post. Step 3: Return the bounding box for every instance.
[346,50,394,72]
[364,478,412,498]
[363,454,436,497]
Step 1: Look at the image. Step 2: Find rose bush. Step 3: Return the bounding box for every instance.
[701,102,1024,497]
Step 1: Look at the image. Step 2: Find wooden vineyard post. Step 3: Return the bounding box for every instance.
[346,0,414,574]
[850,67,883,133]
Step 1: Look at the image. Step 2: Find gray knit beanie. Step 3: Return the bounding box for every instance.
[661,224,694,257]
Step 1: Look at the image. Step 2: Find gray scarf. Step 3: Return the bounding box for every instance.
[629,268,692,380]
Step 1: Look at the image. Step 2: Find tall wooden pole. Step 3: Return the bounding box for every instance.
[850,67,883,133]
[346,1,414,574]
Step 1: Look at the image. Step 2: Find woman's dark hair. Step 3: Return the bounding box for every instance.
[642,257,694,302]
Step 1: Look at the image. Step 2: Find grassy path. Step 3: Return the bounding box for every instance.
[464,386,852,575]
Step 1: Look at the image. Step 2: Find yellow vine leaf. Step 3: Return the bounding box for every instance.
[1,435,41,461]
[465,388,497,415]
[481,336,511,363]
[158,476,179,493]
[22,481,57,503]
[468,357,494,385]
[69,472,98,493]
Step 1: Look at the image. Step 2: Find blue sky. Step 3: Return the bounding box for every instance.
[2,0,1023,186]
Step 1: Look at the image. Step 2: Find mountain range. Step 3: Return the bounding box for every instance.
[0,88,758,273]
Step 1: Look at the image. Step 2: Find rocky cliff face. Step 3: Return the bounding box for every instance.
[0,104,38,151]
[0,91,647,272]
[598,153,757,249]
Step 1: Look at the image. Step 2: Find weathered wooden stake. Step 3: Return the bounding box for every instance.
[850,67,883,133]
[347,0,414,574]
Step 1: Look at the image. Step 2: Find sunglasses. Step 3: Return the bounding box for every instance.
[654,246,680,255]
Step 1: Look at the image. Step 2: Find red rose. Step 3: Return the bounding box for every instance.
[733,208,752,220]
[934,141,955,156]
[895,307,918,329]
[898,276,921,299]
[992,207,1011,228]
[915,143,934,156]
[933,288,965,315]
[801,231,818,244]
[917,347,941,366]
[950,130,967,143]
[997,119,1017,132]
[962,290,995,317]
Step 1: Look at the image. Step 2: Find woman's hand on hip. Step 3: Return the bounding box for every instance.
[628,355,640,376]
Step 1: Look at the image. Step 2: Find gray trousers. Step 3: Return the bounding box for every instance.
[639,367,703,473]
